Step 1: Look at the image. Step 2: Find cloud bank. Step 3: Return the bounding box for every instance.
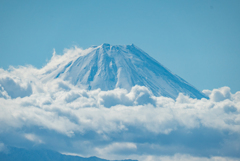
[0,50,240,161]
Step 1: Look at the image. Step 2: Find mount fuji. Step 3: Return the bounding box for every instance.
[41,43,207,99]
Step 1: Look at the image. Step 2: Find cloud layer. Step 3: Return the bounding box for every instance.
[0,50,240,161]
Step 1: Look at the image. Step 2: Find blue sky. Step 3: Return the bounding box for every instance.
[0,0,240,93]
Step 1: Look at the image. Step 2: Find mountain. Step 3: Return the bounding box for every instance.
[0,147,137,161]
[41,43,207,99]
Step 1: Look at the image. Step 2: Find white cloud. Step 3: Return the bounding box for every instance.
[0,65,240,160]
[24,133,44,144]
[203,86,232,102]
[134,154,240,161]
[95,142,137,156]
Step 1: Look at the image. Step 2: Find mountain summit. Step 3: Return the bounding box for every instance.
[42,43,207,99]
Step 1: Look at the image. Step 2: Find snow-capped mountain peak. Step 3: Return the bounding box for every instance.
[41,44,207,99]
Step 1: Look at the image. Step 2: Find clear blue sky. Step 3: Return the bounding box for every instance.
[0,0,240,93]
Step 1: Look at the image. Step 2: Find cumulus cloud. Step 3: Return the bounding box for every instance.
[0,58,240,160]
[203,86,232,102]
[0,72,32,98]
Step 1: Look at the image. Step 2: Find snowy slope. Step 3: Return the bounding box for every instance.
[41,43,207,99]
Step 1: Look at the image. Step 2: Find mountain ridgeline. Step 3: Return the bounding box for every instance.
[42,43,207,99]
[0,147,137,161]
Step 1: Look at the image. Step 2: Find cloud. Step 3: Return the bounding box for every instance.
[0,64,240,160]
[133,154,240,161]
[95,142,137,156]
[24,133,44,144]
[0,75,32,98]
[203,86,232,102]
